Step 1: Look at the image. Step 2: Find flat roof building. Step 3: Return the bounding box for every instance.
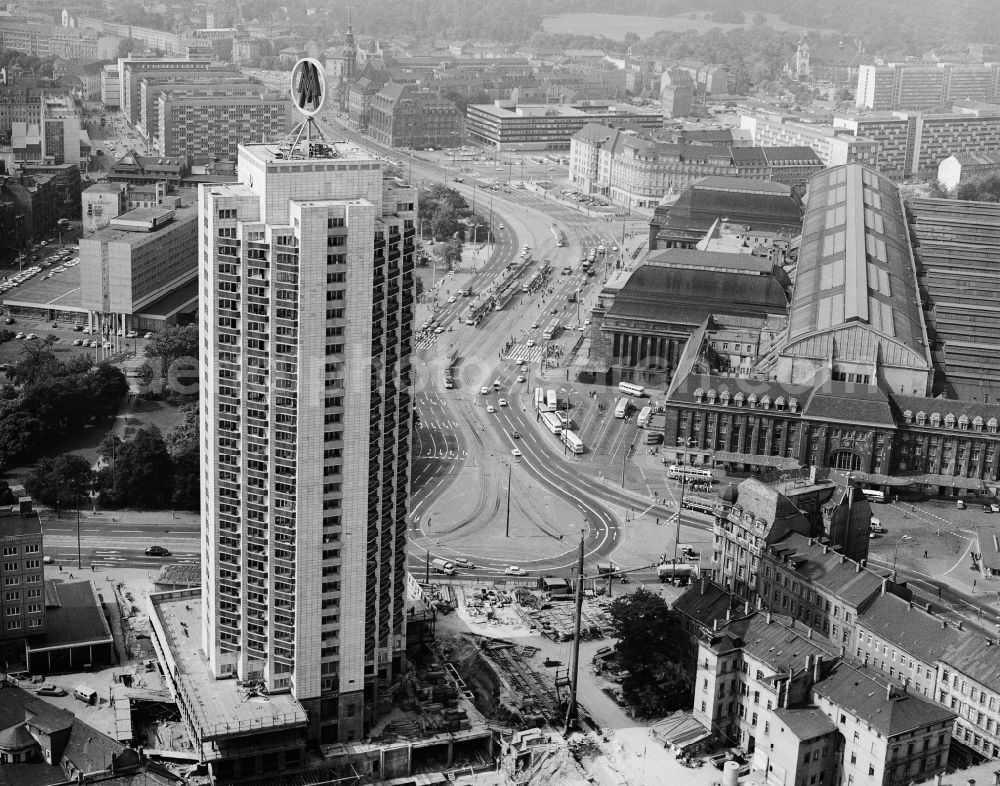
[79,193,198,329]
[466,101,663,151]
[190,138,415,749]
[0,503,45,666]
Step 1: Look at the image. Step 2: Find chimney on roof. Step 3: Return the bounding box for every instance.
[822,544,828,554]
[700,576,706,595]
[808,627,814,639]
[886,682,893,701]
[813,655,822,685]
[860,559,866,569]
[713,618,719,632]
[726,608,731,622]
[766,611,772,624]
[806,654,814,673]
[840,644,846,658]
[856,561,861,573]
[756,595,763,610]
[840,554,845,564]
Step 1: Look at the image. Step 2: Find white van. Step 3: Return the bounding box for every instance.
[74,685,98,704]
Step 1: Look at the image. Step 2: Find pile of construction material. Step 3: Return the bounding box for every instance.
[521,599,615,642]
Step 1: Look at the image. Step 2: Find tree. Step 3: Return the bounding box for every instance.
[96,426,174,508]
[166,404,199,510]
[25,454,93,509]
[609,587,694,717]
[957,175,1000,202]
[144,324,199,376]
[442,237,464,267]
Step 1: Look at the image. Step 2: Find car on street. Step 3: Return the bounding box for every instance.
[497,398,508,407]
[530,322,539,329]
[434,326,444,334]
[510,448,522,457]
[4,318,13,325]
[14,332,24,339]
[144,332,154,339]
[486,404,495,413]
[993,502,1000,513]
[504,565,527,575]
[516,375,526,383]
[89,340,99,348]
[498,224,504,229]
[25,333,37,340]
[447,296,456,303]
[510,429,520,438]
[127,330,138,338]
[481,387,489,395]
[42,555,53,564]
[35,684,67,697]
[453,557,474,568]
[72,339,82,346]
[144,545,170,556]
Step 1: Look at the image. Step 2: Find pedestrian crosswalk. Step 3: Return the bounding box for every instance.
[501,343,545,363]
[414,450,468,459]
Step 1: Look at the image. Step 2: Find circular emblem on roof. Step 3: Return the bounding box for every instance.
[290,57,326,117]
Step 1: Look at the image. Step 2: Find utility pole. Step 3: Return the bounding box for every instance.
[673,476,685,565]
[564,529,585,734]
[425,547,430,586]
[505,463,513,537]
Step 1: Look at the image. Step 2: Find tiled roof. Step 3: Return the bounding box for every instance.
[733,479,810,538]
[672,580,745,630]
[772,707,838,741]
[714,613,837,673]
[813,662,955,736]
[856,592,961,664]
[941,636,1000,695]
[769,532,885,607]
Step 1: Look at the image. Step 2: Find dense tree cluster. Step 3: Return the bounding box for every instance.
[0,344,126,468]
[93,405,200,510]
[418,185,484,242]
[956,176,1000,202]
[609,587,694,717]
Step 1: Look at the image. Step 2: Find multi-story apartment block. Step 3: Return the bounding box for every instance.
[198,139,415,744]
[938,637,1000,761]
[710,469,871,601]
[693,610,955,785]
[134,69,247,140]
[0,19,101,59]
[118,57,222,126]
[155,89,288,159]
[0,82,43,142]
[762,531,884,648]
[856,63,1000,110]
[0,501,45,652]
[0,503,46,665]
[740,113,881,169]
[853,590,960,702]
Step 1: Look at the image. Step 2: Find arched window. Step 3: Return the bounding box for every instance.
[760,395,772,410]
[944,413,956,428]
[903,410,913,424]
[720,391,731,406]
[694,387,704,403]
[958,414,969,431]
[788,398,798,413]
[747,393,758,408]
[989,417,998,434]
[734,392,745,407]
[706,389,717,404]
[916,411,927,425]
[929,412,941,427]
[774,396,786,410]
[973,416,984,432]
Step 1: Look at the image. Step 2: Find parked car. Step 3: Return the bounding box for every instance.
[36,684,67,697]
[505,565,527,576]
[144,545,170,556]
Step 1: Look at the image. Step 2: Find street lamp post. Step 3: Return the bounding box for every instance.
[891,535,912,577]
[621,442,634,488]
[505,462,512,538]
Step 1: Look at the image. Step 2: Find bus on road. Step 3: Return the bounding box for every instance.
[637,405,652,428]
[542,319,561,340]
[545,389,558,412]
[618,381,646,398]
[534,388,545,412]
[614,397,629,419]
[551,224,566,247]
[541,411,563,435]
[561,429,584,454]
